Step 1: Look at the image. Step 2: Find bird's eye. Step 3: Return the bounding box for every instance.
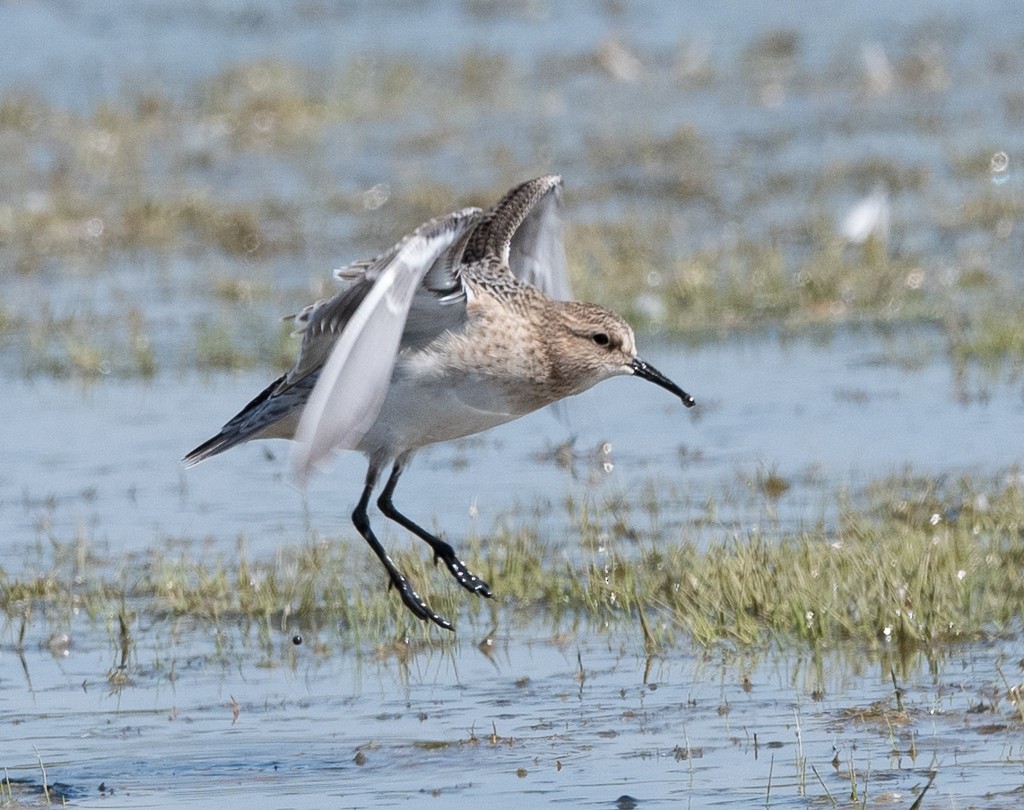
[592,332,610,347]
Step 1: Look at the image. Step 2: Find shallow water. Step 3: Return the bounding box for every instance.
[3,331,1023,807]
[3,0,1024,807]
[4,331,1022,568]
[5,614,1024,809]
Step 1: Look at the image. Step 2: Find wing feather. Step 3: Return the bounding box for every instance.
[291,220,474,482]
[286,207,480,386]
[462,175,572,299]
[507,179,572,300]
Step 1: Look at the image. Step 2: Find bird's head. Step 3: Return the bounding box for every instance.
[550,301,695,407]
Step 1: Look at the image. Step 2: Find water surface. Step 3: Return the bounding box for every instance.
[3,0,1024,807]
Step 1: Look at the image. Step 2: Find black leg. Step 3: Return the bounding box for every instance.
[377,461,492,599]
[352,468,453,631]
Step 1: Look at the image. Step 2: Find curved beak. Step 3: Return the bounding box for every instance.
[631,357,695,408]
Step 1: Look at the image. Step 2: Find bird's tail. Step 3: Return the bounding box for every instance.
[183,374,295,466]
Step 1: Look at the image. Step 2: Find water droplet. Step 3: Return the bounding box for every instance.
[362,183,390,210]
[991,151,1009,184]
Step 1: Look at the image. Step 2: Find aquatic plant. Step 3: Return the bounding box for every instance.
[3,472,1021,655]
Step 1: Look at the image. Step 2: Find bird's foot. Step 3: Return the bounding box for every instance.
[432,541,493,599]
[387,573,453,631]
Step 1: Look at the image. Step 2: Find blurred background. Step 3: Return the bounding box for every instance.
[2,0,1021,554]
[3,0,1023,361]
[2,2,1024,806]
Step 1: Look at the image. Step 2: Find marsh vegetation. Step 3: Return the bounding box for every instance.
[2,1,1024,807]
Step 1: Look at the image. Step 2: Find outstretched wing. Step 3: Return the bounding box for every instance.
[463,175,572,300]
[334,206,482,288]
[507,177,572,300]
[291,214,477,483]
[288,207,482,383]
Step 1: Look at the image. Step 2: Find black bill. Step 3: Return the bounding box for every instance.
[631,357,695,408]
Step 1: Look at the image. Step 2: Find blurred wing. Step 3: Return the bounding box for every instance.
[334,207,482,286]
[284,283,373,384]
[507,177,572,300]
[291,222,472,483]
[286,207,480,386]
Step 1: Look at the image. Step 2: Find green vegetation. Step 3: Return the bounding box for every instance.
[1,48,1023,382]
[20,306,159,379]
[3,471,1021,654]
[2,31,1023,808]
[568,218,938,335]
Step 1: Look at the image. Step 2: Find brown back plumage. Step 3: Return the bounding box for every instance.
[462,175,562,265]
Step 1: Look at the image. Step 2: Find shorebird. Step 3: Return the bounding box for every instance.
[185,176,695,630]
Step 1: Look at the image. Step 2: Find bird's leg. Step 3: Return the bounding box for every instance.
[377,461,493,599]
[352,470,453,631]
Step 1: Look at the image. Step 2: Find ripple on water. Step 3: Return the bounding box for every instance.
[3,617,1023,808]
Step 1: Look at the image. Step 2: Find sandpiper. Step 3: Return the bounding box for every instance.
[185,175,695,630]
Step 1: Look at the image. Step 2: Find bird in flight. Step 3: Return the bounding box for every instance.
[185,176,695,630]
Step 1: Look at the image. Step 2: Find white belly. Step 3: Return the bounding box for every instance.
[355,373,530,460]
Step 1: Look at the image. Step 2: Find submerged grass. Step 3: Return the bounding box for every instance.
[3,45,1024,380]
[3,471,1022,655]
[569,216,938,336]
[20,306,159,379]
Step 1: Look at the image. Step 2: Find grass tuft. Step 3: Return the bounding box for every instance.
[3,472,1022,653]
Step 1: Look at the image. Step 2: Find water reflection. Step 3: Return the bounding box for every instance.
[3,613,1021,808]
